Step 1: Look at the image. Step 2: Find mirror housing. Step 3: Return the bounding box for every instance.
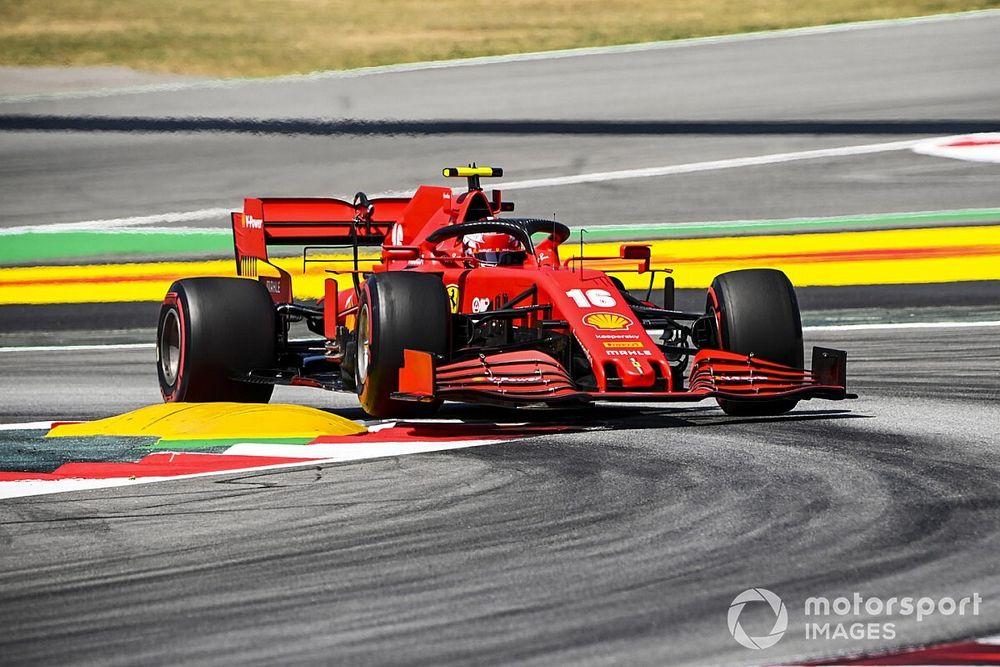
[620,244,651,273]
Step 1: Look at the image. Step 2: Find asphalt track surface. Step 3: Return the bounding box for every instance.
[1,326,999,666]
[2,11,1000,667]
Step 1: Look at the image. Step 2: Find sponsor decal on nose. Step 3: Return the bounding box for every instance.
[583,312,633,330]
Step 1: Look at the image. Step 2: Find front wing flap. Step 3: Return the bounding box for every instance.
[393,347,856,406]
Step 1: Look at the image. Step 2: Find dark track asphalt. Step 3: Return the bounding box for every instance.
[2,12,1000,667]
[0,326,998,666]
[3,282,1000,343]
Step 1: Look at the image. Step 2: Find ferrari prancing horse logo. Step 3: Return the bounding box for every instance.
[583,312,634,331]
[446,284,460,313]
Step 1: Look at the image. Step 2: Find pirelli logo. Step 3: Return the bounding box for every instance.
[603,341,645,349]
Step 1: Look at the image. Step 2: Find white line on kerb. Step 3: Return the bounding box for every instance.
[1,320,997,354]
[4,139,928,235]
[0,421,58,431]
[0,438,521,499]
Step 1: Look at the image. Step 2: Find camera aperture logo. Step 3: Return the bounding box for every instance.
[728,589,983,649]
[728,588,788,650]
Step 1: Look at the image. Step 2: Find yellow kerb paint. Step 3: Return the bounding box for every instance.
[47,402,365,439]
[2,226,998,304]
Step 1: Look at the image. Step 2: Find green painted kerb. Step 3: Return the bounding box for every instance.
[1,230,231,265]
[581,208,1000,241]
[153,437,314,450]
[2,208,999,265]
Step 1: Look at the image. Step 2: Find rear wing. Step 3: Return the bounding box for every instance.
[231,166,510,302]
[232,196,410,301]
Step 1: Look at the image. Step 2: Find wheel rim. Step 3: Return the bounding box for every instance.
[159,309,181,386]
[357,303,371,387]
[706,288,724,348]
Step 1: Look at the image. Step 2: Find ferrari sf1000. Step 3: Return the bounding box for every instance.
[156,166,853,417]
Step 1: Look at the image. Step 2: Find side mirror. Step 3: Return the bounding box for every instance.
[619,244,651,273]
[382,246,421,261]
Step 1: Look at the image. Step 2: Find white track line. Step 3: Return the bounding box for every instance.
[501,140,923,191]
[224,438,509,460]
[0,208,232,235]
[1,321,997,355]
[0,10,994,104]
[0,343,155,353]
[0,477,167,499]
[0,421,58,431]
[34,226,232,235]
[0,438,524,499]
[3,139,929,235]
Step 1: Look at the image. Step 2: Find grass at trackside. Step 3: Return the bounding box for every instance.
[0,1,997,77]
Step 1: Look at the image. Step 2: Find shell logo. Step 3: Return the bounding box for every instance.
[583,312,633,331]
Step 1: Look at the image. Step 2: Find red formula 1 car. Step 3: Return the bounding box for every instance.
[156,166,853,417]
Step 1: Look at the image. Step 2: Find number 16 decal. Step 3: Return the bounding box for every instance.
[565,288,617,308]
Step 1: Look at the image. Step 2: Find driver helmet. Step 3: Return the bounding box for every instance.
[463,232,525,266]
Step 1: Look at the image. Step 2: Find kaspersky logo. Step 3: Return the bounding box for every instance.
[583,312,633,331]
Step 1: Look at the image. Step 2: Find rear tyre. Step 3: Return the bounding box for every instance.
[157,277,276,403]
[356,272,449,418]
[707,269,803,416]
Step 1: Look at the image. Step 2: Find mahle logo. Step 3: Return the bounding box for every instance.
[728,588,788,650]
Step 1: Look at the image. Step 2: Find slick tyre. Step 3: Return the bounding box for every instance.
[707,268,803,416]
[355,272,449,418]
[157,277,276,403]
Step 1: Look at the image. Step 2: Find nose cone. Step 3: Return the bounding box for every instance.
[609,356,659,389]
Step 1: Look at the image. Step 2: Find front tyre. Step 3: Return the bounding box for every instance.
[157,277,276,403]
[707,268,803,416]
[356,272,449,418]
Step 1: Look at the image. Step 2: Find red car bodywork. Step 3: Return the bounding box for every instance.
[229,169,851,408]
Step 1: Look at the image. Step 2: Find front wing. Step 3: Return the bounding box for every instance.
[393,347,855,406]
